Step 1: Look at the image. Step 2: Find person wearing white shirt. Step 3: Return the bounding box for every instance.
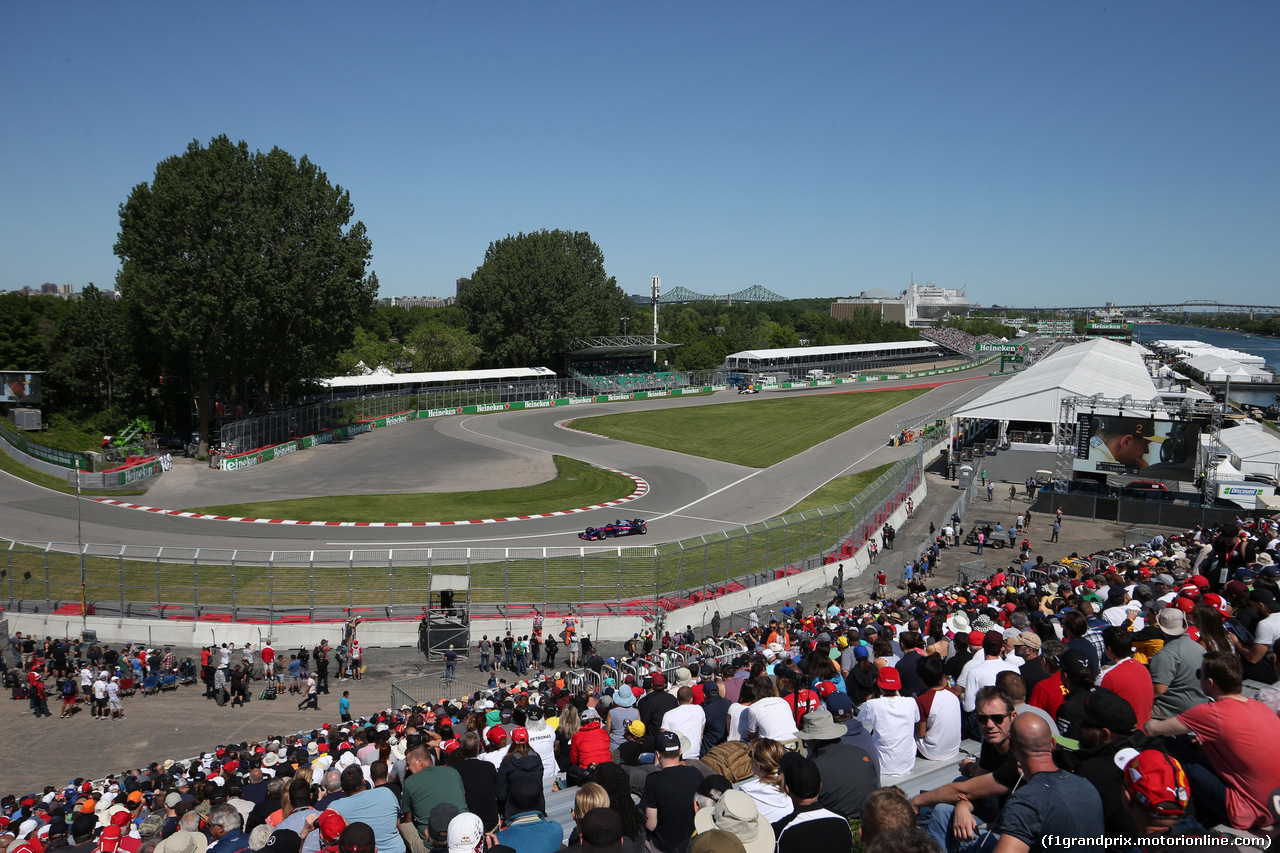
[956,633,1020,713]
[660,687,707,759]
[857,667,920,777]
[744,677,799,741]
[913,656,961,761]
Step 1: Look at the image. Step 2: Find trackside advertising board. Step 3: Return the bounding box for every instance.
[0,423,89,469]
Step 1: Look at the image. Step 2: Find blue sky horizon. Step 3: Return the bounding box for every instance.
[2,2,1276,307]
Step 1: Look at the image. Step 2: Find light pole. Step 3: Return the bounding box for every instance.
[76,459,85,636]
[651,276,661,364]
[620,317,629,336]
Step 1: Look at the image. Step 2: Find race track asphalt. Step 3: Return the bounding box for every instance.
[1,368,1009,554]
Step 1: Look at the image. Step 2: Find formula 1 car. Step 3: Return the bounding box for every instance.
[580,519,648,540]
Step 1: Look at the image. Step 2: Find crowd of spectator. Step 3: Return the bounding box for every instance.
[919,329,1005,357]
[6,515,1280,853]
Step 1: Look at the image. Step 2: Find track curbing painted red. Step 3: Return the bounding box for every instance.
[91,469,650,527]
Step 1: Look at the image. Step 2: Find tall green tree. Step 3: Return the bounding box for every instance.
[114,135,376,451]
[47,284,135,416]
[458,230,628,366]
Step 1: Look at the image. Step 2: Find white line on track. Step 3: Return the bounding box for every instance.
[646,470,764,522]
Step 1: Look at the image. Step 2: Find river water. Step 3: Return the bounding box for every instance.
[1135,323,1280,408]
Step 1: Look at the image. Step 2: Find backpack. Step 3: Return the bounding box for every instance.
[701,740,754,782]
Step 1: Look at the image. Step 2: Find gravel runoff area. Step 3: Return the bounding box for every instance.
[0,466,1183,796]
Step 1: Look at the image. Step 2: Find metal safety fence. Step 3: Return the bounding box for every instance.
[1,454,922,624]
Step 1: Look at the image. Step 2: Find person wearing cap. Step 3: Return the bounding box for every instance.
[989,714,1103,853]
[1091,417,1162,471]
[692,791,774,853]
[399,745,467,853]
[699,681,731,755]
[1228,586,1280,685]
[569,807,630,853]
[797,708,878,821]
[855,668,918,778]
[1052,648,1099,742]
[636,674,678,738]
[1144,650,1280,831]
[495,728,544,819]
[1117,750,1195,846]
[770,753,854,853]
[1147,608,1207,720]
[640,731,703,853]
[1008,631,1047,695]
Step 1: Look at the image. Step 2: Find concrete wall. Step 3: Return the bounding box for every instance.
[4,480,927,648]
[0,435,75,479]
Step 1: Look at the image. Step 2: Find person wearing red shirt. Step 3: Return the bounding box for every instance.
[1029,641,1069,722]
[1146,651,1280,831]
[1099,627,1153,729]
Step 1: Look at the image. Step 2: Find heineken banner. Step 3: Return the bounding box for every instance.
[0,423,89,470]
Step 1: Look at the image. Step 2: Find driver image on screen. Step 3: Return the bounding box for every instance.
[1091,417,1164,471]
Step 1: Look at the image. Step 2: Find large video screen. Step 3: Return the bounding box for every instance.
[1073,413,1202,480]
[0,372,41,404]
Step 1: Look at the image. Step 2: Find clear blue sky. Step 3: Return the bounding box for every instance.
[2,2,1276,307]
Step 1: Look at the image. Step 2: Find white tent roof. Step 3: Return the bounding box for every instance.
[319,366,556,389]
[952,338,1158,426]
[1182,354,1270,382]
[725,340,939,360]
[1218,425,1280,472]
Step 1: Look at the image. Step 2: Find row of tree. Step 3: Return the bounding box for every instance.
[1,136,922,449]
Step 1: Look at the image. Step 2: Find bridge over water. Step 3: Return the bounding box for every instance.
[971,300,1280,319]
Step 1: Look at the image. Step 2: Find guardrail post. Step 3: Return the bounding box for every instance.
[44,547,51,609]
[268,557,274,624]
[154,550,162,612]
[388,552,394,612]
[348,556,354,611]
[193,552,199,609]
[310,554,315,611]
[231,553,237,612]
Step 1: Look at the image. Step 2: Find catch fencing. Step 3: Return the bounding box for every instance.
[1,454,922,624]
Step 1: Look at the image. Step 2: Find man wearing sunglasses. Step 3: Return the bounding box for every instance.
[910,687,1021,853]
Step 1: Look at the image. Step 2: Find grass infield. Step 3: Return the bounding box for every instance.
[190,456,633,523]
[571,388,929,467]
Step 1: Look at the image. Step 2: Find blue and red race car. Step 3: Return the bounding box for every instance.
[579,518,648,540]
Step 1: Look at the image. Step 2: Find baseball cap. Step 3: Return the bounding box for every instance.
[625,719,646,738]
[579,808,624,850]
[1251,588,1280,610]
[689,830,747,853]
[446,813,485,853]
[1117,750,1190,816]
[337,823,376,853]
[966,630,985,648]
[876,667,902,691]
[1058,649,1093,680]
[428,804,460,845]
[779,753,821,800]
[317,811,346,843]
[1010,631,1041,651]
[1094,417,1165,444]
[510,727,529,744]
[649,673,666,689]
[265,831,302,853]
[656,731,682,755]
[486,727,508,746]
[1079,688,1137,734]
